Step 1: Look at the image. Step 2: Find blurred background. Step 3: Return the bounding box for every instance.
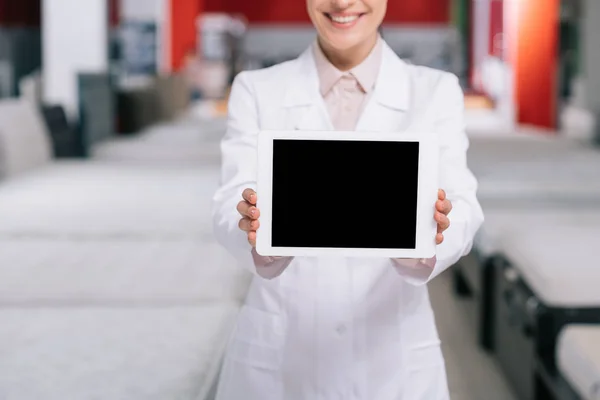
[0,0,599,399]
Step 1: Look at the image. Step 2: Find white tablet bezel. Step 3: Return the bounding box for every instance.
[256,130,439,258]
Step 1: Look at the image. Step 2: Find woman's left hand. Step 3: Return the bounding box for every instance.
[435,189,452,245]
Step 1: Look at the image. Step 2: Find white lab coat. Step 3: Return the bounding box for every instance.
[212,42,484,400]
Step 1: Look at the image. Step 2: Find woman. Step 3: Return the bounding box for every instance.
[212,0,484,398]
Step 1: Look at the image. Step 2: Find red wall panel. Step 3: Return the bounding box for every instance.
[513,0,559,128]
[385,0,450,24]
[204,0,450,24]
[170,0,203,70]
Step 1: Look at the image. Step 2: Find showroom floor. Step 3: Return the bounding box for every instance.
[430,270,517,400]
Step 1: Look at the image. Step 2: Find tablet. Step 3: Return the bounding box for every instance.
[256,130,439,258]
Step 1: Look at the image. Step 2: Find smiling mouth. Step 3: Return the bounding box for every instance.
[324,13,366,24]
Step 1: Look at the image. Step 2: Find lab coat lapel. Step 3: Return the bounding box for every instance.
[356,44,412,133]
[292,103,333,131]
[283,48,334,131]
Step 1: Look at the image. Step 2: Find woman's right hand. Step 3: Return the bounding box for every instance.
[237,188,260,248]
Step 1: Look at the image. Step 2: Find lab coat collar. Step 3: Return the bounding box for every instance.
[283,40,410,111]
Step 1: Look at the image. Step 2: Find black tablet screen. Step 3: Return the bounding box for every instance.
[271,139,419,249]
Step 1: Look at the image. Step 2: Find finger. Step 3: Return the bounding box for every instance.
[236,200,250,217]
[445,200,453,215]
[248,206,260,220]
[436,233,444,244]
[238,217,260,232]
[435,200,444,213]
[435,212,450,231]
[438,189,446,201]
[236,201,260,219]
[436,199,453,215]
[238,217,250,232]
[248,231,257,247]
[242,188,257,205]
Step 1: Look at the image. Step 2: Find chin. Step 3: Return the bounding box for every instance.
[322,32,365,51]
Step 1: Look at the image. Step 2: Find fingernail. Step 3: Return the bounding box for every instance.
[250,208,256,216]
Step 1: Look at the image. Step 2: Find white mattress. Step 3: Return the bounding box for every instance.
[0,239,251,304]
[471,143,600,256]
[499,222,600,307]
[467,133,592,175]
[91,140,222,165]
[468,135,600,201]
[473,217,508,258]
[91,119,225,164]
[477,173,600,203]
[474,207,600,257]
[0,304,239,400]
[0,162,220,238]
[143,118,227,143]
[558,325,600,400]
[475,157,600,202]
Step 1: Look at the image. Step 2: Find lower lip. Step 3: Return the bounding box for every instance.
[327,14,363,29]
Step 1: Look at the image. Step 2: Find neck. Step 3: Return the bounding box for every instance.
[318,33,379,71]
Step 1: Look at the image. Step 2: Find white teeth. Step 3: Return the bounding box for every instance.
[331,15,358,24]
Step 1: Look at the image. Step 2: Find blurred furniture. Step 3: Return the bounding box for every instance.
[117,83,158,134]
[0,98,53,180]
[0,28,41,97]
[555,325,600,400]
[91,118,226,165]
[0,98,251,399]
[0,238,249,399]
[18,70,42,104]
[119,20,158,76]
[197,13,247,98]
[0,303,240,400]
[0,162,219,237]
[560,77,598,142]
[115,73,190,135]
[455,134,600,350]
[0,60,12,98]
[41,104,82,158]
[155,73,189,121]
[493,223,600,400]
[77,73,115,156]
[0,73,110,160]
[452,133,600,399]
[196,60,230,99]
